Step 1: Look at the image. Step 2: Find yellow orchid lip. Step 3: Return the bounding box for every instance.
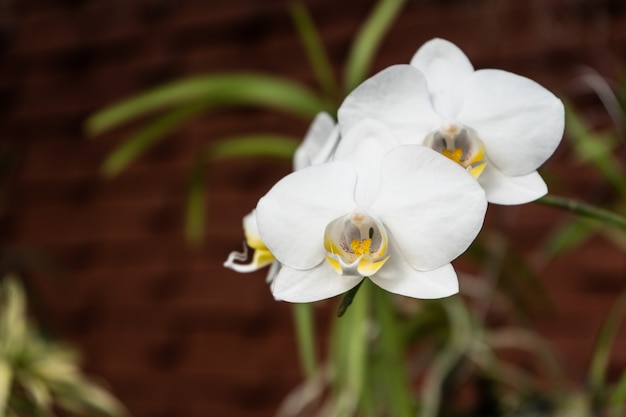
[224,211,276,273]
[424,124,487,179]
[323,212,389,276]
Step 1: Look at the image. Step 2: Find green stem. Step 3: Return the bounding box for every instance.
[331,280,371,417]
[537,195,626,232]
[293,303,317,377]
[373,286,413,417]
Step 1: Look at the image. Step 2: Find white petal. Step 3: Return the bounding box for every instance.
[256,162,357,270]
[371,240,458,298]
[293,112,338,170]
[266,261,281,283]
[334,119,401,208]
[457,69,565,176]
[410,38,474,119]
[371,146,487,271]
[478,163,547,205]
[337,65,441,144]
[271,263,363,302]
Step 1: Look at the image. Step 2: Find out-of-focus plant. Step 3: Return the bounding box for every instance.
[86,0,406,247]
[0,276,127,417]
[85,1,626,417]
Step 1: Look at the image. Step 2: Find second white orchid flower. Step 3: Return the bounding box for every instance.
[338,38,565,205]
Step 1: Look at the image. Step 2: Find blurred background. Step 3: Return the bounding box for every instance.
[0,0,625,416]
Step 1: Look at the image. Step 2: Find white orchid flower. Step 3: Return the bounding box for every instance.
[256,120,487,303]
[224,112,340,280]
[338,38,564,205]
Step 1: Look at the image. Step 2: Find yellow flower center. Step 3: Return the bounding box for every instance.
[424,124,487,179]
[351,238,372,258]
[441,147,464,164]
[324,213,389,276]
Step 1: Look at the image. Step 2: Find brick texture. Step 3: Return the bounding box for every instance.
[1,1,626,417]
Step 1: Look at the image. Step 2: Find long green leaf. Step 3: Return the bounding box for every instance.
[343,0,407,92]
[541,216,597,260]
[185,154,207,246]
[289,2,338,102]
[184,134,299,246]
[101,101,211,178]
[0,359,12,417]
[566,106,626,198]
[588,291,626,393]
[209,134,300,160]
[609,368,626,417]
[373,286,413,417]
[86,73,329,136]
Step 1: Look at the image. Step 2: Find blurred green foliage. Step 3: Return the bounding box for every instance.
[0,276,127,417]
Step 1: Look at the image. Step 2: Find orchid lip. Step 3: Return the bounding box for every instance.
[323,212,390,276]
[424,123,487,179]
[224,211,276,273]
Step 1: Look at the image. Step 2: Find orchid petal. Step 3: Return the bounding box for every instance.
[371,236,458,298]
[242,210,264,249]
[293,112,338,170]
[410,38,474,119]
[334,119,401,208]
[478,163,548,205]
[270,263,363,302]
[266,261,281,284]
[457,69,565,176]
[337,65,441,144]
[371,146,486,271]
[256,162,357,270]
[223,243,275,273]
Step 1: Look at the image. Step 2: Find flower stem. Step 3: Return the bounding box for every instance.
[293,303,317,377]
[330,279,370,417]
[373,286,413,417]
[537,195,626,232]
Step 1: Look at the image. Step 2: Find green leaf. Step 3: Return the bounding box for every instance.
[209,134,300,160]
[184,134,299,246]
[0,276,27,359]
[51,377,128,417]
[289,2,339,102]
[101,101,211,178]
[343,0,407,92]
[588,291,626,393]
[185,154,207,247]
[541,216,597,260]
[0,359,12,417]
[19,374,52,415]
[337,279,364,317]
[609,368,626,417]
[86,73,329,136]
[373,286,413,417]
[566,106,626,199]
